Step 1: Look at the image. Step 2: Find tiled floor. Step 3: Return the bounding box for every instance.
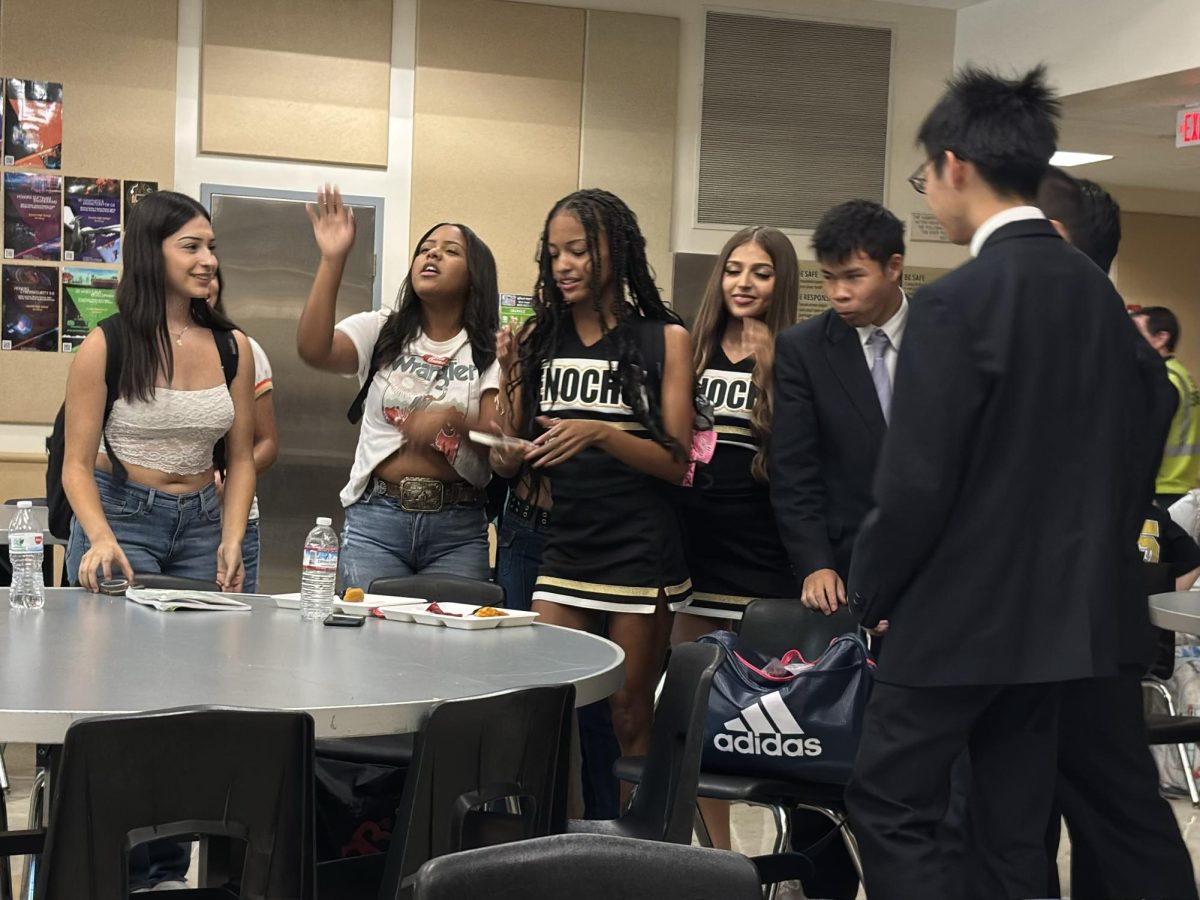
[3,741,1198,898]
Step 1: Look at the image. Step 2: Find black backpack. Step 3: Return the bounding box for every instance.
[45,315,239,539]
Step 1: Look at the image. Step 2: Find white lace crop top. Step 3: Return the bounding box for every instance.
[103,385,235,476]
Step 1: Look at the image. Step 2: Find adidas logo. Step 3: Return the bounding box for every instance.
[713,691,823,758]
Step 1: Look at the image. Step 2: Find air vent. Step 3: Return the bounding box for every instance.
[698,12,892,230]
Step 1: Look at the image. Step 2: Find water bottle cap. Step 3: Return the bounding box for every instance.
[16,501,32,508]
[316,516,332,526]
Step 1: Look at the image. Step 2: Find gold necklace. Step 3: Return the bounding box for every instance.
[168,323,192,346]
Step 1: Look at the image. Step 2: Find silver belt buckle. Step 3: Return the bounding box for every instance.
[399,478,444,512]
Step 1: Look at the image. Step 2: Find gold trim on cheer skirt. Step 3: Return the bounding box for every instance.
[535,575,692,598]
[689,590,755,606]
[714,424,754,437]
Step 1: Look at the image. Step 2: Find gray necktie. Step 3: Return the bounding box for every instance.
[867,328,892,423]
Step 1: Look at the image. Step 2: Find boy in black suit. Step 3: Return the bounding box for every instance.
[845,67,1168,900]
[770,200,906,619]
[1038,168,1197,900]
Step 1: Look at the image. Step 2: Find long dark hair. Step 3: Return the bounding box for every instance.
[371,223,498,373]
[116,191,238,402]
[508,188,685,459]
[691,226,798,482]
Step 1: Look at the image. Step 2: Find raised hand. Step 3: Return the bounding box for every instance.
[305,184,356,260]
[496,325,517,373]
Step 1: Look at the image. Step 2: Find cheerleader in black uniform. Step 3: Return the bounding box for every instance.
[499,189,694,763]
[672,225,800,848]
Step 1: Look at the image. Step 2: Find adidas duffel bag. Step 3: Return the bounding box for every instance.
[697,630,874,785]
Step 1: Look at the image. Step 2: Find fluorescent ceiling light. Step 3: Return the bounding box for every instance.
[1050,151,1114,167]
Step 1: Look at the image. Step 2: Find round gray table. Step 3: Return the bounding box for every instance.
[1149,590,1200,635]
[0,588,625,742]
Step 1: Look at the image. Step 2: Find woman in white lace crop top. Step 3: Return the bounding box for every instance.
[62,191,256,594]
[297,185,502,591]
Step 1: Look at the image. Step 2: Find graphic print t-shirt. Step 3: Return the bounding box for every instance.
[335,311,500,507]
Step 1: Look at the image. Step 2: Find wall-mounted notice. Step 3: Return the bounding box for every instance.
[3,78,62,168]
[3,172,62,261]
[910,211,952,243]
[2,264,59,351]
[123,180,159,225]
[64,177,121,262]
[499,293,535,329]
[61,266,118,352]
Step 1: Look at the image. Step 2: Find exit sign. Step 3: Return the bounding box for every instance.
[1178,109,1200,148]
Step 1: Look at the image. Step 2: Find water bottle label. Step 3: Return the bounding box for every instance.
[302,546,337,572]
[9,532,42,553]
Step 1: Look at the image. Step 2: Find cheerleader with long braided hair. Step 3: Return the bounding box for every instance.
[495,188,694,762]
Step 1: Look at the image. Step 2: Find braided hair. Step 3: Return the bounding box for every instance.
[507,189,686,461]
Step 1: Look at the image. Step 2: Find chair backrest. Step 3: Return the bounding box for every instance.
[380,684,575,898]
[132,573,222,592]
[623,641,723,844]
[413,833,762,900]
[370,573,505,607]
[37,706,315,899]
[738,598,858,661]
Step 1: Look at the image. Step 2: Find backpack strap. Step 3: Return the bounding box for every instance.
[212,328,239,476]
[347,335,384,425]
[97,316,128,484]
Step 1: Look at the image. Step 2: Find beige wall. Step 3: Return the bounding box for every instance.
[0,0,177,426]
[410,0,682,297]
[200,0,393,167]
[1117,212,1200,378]
[410,0,586,296]
[578,10,679,297]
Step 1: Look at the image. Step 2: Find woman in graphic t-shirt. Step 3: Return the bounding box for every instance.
[297,186,501,589]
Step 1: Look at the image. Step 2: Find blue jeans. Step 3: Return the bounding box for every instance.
[66,469,223,587]
[495,509,548,611]
[339,491,490,590]
[494,504,620,819]
[242,519,260,593]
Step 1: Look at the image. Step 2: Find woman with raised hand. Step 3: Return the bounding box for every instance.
[297,186,501,589]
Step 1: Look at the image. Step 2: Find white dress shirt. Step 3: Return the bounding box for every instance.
[969,205,1046,258]
[856,291,909,383]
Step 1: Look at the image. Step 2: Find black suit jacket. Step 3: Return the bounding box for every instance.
[848,219,1171,687]
[770,309,887,581]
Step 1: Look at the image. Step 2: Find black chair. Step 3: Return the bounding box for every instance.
[35,706,315,899]
[131,573,223,592]
[315,576,508,774]
[1141,563,1200,806]
[369,573,505,607]
[613,600,864,897]
[318,684,575,900]
[571,641,723,844]
[412,833,764,900]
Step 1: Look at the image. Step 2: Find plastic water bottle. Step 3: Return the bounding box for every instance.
[9,501,45,610]
[300,516,338,621]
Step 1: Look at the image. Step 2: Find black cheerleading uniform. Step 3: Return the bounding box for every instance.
[678,346,797,619]
[531,318,692,614]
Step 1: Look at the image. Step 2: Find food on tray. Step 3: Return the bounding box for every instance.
[342,587,365,603]
[425,602,462,617]
[473,606,508,618]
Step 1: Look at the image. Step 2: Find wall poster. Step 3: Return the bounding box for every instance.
[2,264,59,351]
[3,172,62,261]
[3,78,63,168]
[123,180,159,225]
[61,266,118,352]
[64,177,121,262]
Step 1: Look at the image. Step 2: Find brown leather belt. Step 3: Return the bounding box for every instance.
[370,476,484,512]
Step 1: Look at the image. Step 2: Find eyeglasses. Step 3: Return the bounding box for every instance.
[908,161,928,195]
